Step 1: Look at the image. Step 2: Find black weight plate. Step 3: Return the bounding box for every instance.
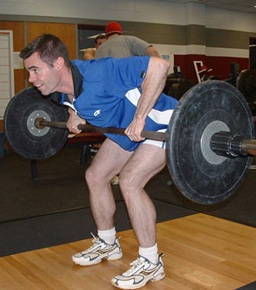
[4,87,69,160]
[237,69,256,103]
[167,80,254,205]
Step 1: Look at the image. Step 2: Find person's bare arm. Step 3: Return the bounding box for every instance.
[66,107,86,134]
[125,57,170,141]
[146,46,162,58]
[83,48,96,60]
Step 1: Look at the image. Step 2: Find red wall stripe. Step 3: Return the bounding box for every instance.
[174,55,249,83]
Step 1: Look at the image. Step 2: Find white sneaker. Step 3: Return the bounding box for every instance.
[72,234,123,266]
[111,254,165,289]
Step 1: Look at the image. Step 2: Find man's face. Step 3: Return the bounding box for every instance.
[24,52,61,96]
[95,38,106,49]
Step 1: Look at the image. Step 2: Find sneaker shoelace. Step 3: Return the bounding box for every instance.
[123,257,150,276]
[81,233,103,254]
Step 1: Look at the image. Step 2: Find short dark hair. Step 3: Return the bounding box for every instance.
[94,34,106,45]
[20,34,71,68]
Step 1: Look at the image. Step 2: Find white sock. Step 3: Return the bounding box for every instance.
[97,227,116,245]
[139,243,158,264]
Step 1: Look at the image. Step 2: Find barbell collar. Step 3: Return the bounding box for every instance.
[210,131,256,158]
[37,118,167,141]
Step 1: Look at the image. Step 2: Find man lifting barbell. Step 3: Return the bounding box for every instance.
[6,33,256,289]
[19,33,178,289]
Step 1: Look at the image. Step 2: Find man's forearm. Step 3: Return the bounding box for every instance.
[135,57,170,121]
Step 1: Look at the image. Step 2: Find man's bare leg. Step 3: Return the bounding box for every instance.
[118,144,166,248]
[111,144,166,289]
[85,138,133,230]
[72,138,133,266]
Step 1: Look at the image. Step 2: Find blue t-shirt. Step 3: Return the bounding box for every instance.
[57,56,178,151]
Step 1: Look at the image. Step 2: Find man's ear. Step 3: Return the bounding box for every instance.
[54,57,65,70]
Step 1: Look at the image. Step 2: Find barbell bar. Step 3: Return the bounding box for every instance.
[36,118,256,158]
[35,118,167,142]
[4,80,256,205]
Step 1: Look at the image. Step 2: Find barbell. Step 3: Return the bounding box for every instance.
[4,80,256,205]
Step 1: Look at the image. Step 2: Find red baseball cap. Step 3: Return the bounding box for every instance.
[105,21,122,36]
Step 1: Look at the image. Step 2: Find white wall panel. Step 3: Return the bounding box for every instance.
[206,47,249,58]
[184,2,206,25]
[0,0,255,31]
[0,0,186,25]
[206,7,256,32]
[151,43,248,58]
[131,0,186,25]
[0,31,14,119]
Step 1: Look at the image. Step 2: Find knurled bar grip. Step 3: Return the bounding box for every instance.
[38,119,167,141]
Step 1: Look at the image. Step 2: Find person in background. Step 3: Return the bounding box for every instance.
[95,21,161,59]
[83,34,107,60]
[95,34,107,49]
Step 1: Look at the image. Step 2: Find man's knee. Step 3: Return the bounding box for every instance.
[86,164,117,185]
[119,171,139,194]
[85,166,96,185]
